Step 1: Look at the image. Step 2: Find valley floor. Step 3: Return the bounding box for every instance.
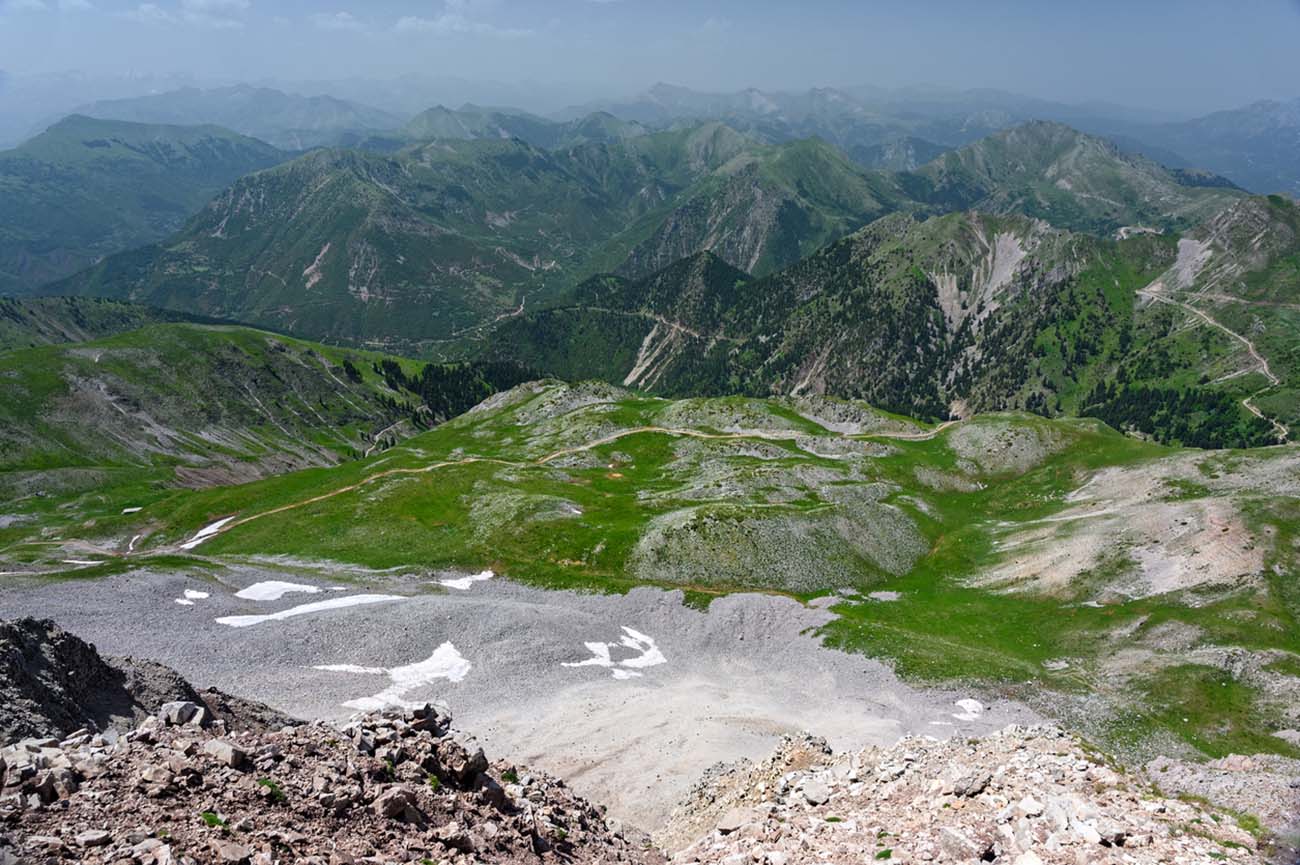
[0,563,1035,832]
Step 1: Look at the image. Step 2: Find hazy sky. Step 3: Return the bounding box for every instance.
[1,0,1298,115]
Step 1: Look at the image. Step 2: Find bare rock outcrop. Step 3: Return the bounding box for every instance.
[0,618,295,742]
[665,726,1273,864]
[1,703,663,864]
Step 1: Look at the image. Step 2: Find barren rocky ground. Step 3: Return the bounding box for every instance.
[0,568,1035,832]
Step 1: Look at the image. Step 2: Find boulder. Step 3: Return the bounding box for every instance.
[372,786,421,823]
[802,779,830,805]
[159,702,202,727]
[203,740,247,768]
[75,829,111,848]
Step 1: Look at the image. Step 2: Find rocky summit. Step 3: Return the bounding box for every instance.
[0,700,662,865]
[664,728,1270,865]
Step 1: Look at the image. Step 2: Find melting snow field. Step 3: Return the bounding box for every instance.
[180,516,237,550]
[235,581,321,601]
[562,627,666,679]
[174,588,210,607]
[215,595,405,628]
[953,698,985,721]
[314,643,471,711]
[439,569,494,591]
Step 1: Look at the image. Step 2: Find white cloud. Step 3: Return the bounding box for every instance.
[119,0,248,28]
[310,10,364,31]
[3,0,49,12]
[181,0,248,9]
[395,0,531,38]
[120,2,173,23]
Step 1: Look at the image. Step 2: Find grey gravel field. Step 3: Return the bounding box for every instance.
[0,564,1037,830]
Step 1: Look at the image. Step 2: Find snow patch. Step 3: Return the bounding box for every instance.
[314,642,471,710]
[439,569,494,591]
[180,516,236,550]
[174,599,194,607]
[183,590,209,600]
[562,627,666,679]
[215,594,405,628]
[953,698,985,721]
[235,581,321,601]
[121,507,143,514]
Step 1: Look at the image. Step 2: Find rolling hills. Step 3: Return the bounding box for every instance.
[576,82,1300,195]
[402,105,650,150]
[0,296,217,352]
[0,115,286,294]
[902,120,1243,234]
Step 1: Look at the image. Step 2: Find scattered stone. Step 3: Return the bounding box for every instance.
[801,779,830,805]
[953,769,991,797]
[715,807,755,834]
[666,725,1268,865]
[75,829,111,848]
[202,739,246,768]
[6,703,664,865]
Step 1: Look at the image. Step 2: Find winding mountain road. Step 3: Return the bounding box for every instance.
[1138,288,1289,442]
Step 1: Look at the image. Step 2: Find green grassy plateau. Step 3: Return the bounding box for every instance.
[5,380,1297,765]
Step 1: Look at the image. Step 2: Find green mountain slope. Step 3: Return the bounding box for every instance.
[7,380,1297,765]
[1094,194,1300,437]
[0,115,286,293]
[0,313,534,530]
[0,296,219,352]
[403,106,649,150]
[615,137,908,278]
[491,202,1291,448]
[48,124,900,353]
[903,121,1243,234]
[48,120,1249,360]
[0,324,414,498]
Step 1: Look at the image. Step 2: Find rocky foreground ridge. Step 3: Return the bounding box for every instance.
[665,731,1275,865]
[1,701,663,865]
[0,617,1292,864]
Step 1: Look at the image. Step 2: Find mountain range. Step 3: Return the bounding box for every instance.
[75,85,404,151]
[568,82,1300,196]
[488,192,1298,448]
[44,121,1241,358]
